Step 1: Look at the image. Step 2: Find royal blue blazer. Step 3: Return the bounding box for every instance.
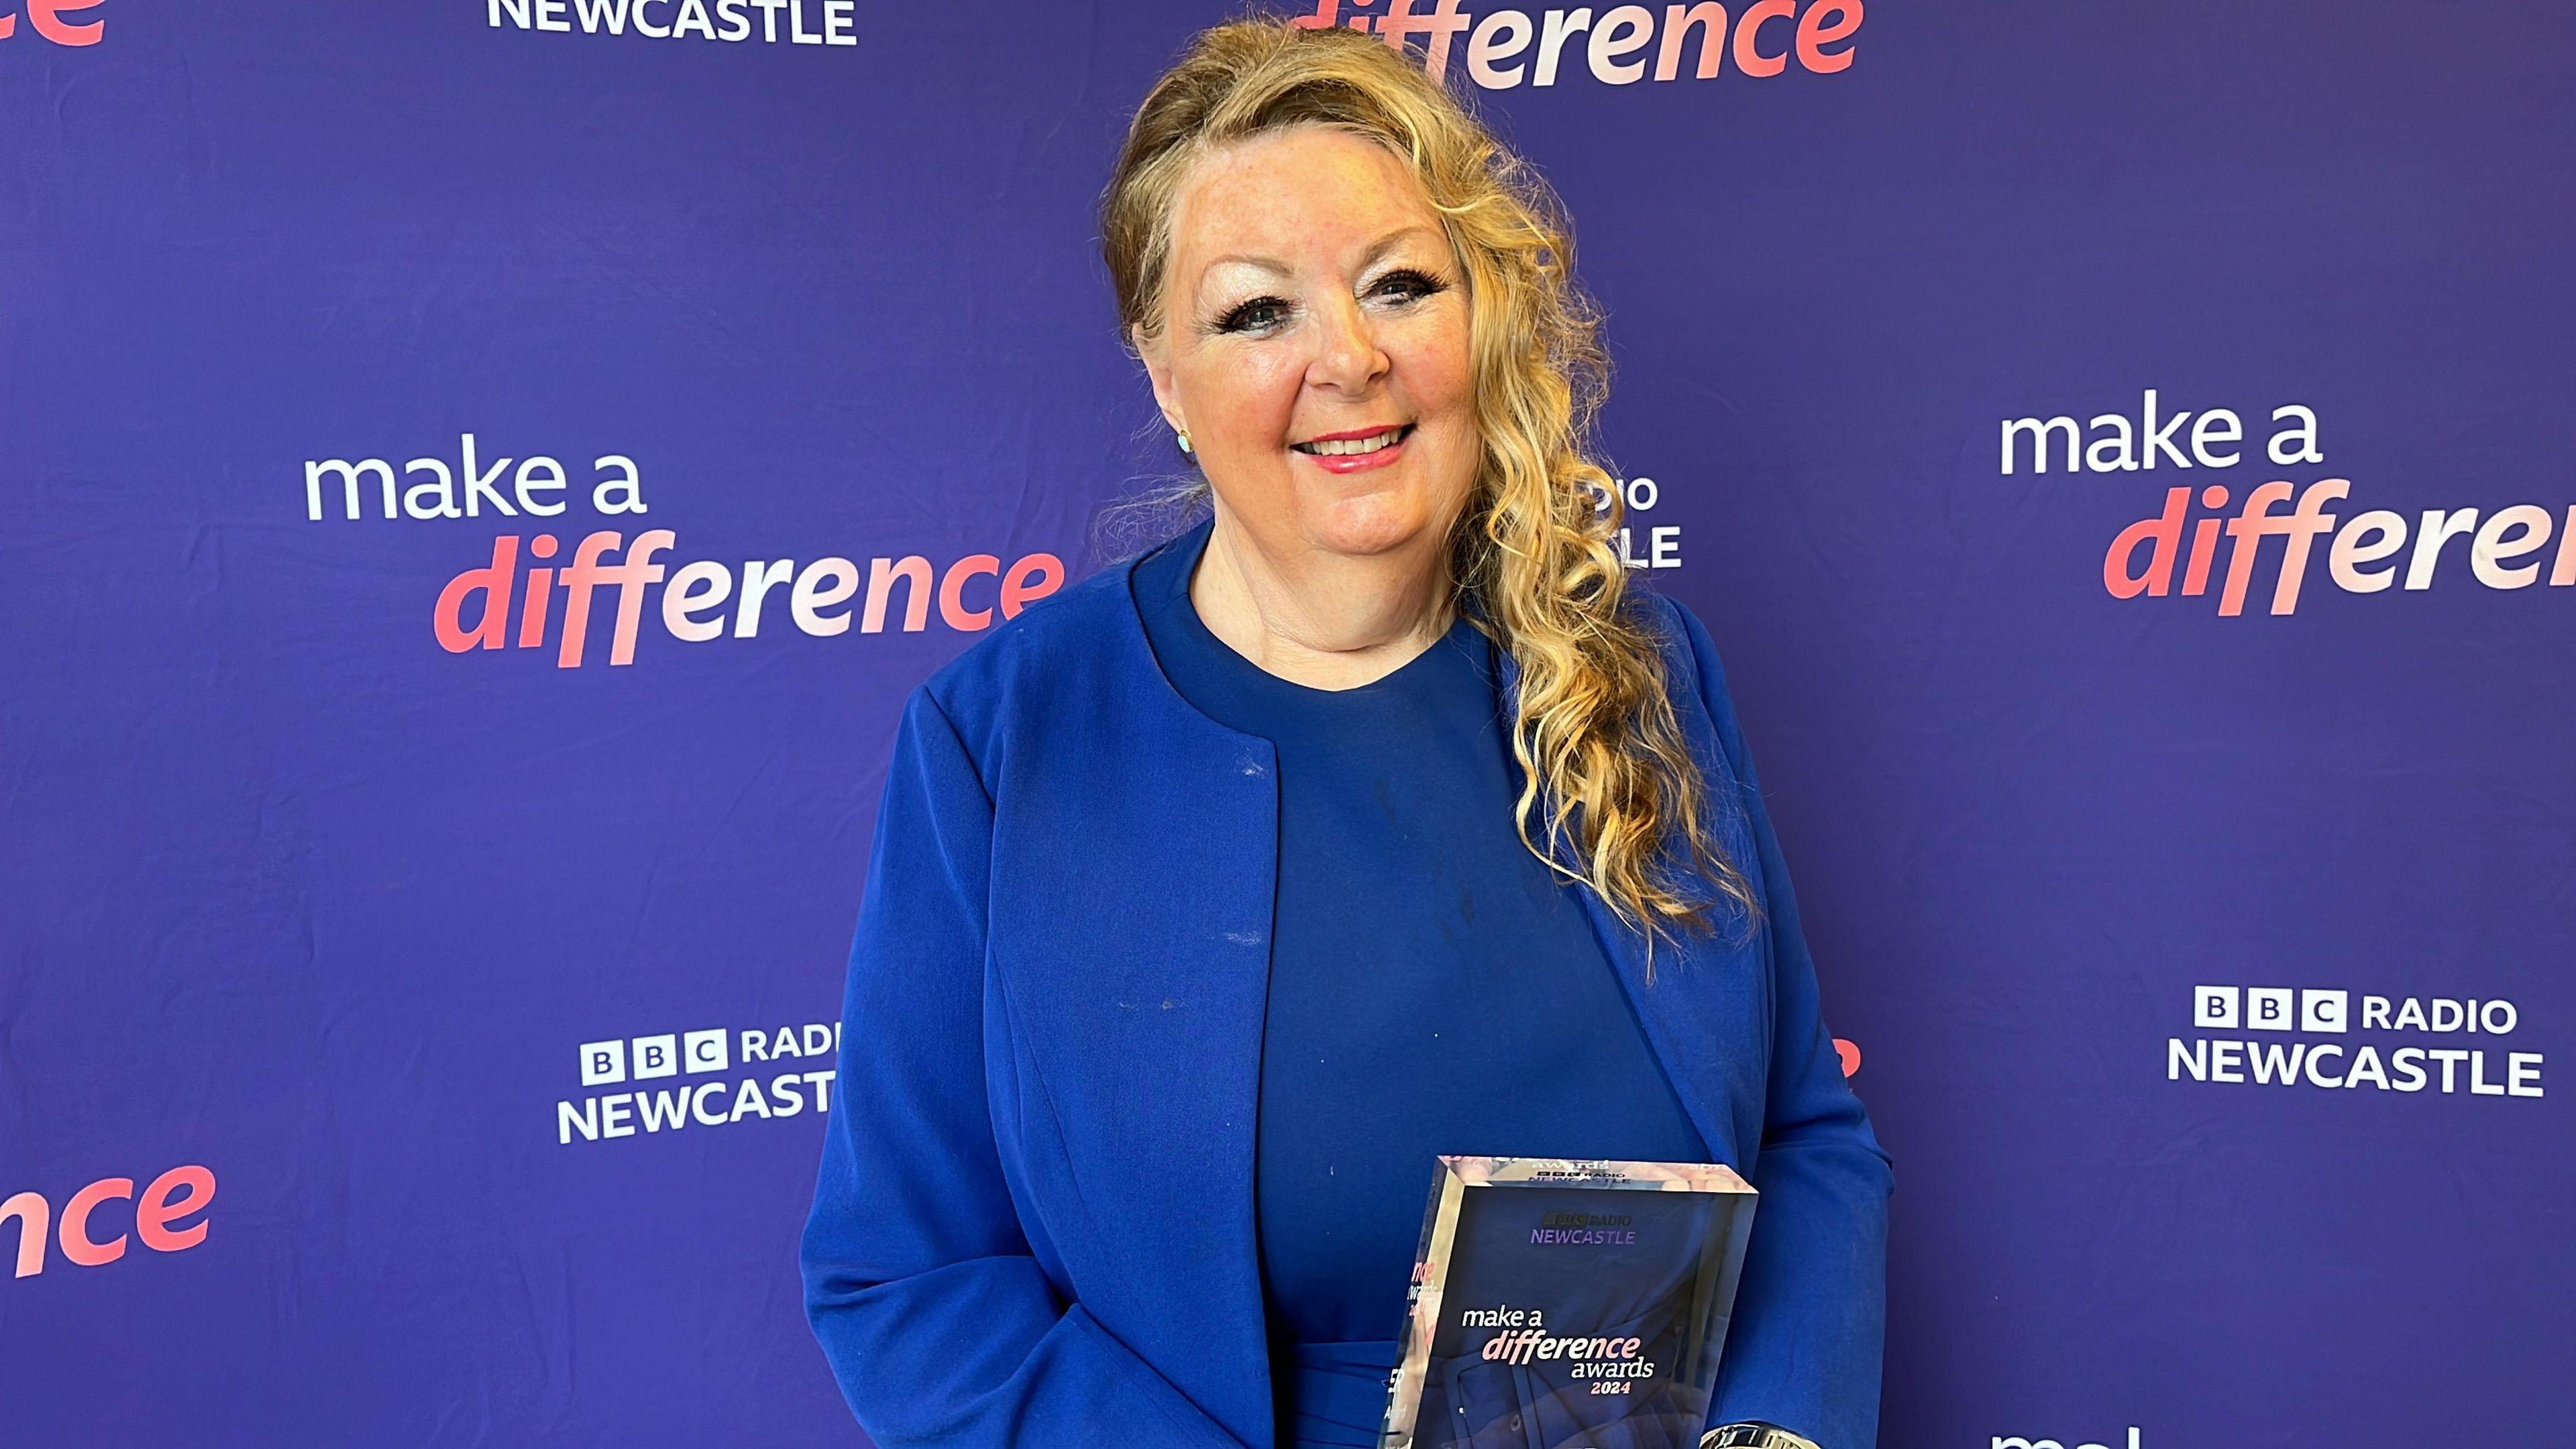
[800,551,1894,1449]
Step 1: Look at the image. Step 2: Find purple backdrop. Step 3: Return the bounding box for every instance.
[4,2,2569,1446]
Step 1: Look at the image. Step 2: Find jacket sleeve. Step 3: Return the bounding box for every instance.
[1666,600,1895,1449]
[800,686,1251,1449]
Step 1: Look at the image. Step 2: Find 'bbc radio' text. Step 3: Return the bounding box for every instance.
[557,1022,841,1146]
[2167,987,2541,1099]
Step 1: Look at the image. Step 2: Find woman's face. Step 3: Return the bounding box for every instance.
[1140,123,1480,568]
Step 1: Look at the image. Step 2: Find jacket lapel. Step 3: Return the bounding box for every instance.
[1493,647,1770,1168]
[984,551,1281,1443]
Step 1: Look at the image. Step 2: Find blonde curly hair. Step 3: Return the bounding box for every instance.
[1099,18,1758,948]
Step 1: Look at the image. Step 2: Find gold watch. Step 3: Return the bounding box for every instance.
[1701,1425,1823,1449]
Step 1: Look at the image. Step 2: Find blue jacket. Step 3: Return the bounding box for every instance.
[800,546,1893,1449]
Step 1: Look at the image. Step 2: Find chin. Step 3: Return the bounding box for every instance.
[1301,492,1446,560]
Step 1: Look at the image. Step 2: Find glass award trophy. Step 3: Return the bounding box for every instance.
[1379,1157,1757,1449]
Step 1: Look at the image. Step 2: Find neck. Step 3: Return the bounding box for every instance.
[1189,507,1455,691]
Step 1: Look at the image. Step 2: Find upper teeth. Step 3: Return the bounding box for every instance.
[1301,428,1403,456]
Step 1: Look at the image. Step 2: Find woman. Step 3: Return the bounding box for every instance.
[802,19,1890,1449]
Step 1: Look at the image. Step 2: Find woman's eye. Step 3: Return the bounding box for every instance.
[1371,269,1446,303]
[1212,272,1443,335]
[1216,297,1290,334]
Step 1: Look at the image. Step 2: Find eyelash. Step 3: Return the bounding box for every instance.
[1212,268,1450,336]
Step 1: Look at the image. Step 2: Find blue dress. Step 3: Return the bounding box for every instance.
[1132,529,1713,1449]
[800,523,1892,1449]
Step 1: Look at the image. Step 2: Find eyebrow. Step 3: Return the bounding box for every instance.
[1196,225,1448,286]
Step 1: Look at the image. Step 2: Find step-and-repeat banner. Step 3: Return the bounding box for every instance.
[4,2,2567,1444]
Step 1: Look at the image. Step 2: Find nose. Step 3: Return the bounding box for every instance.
[1305,292,1390,395]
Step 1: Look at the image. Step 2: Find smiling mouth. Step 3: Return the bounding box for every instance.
[1291,424,1414,458]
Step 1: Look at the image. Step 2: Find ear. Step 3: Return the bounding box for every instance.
[1134,323,1186,437]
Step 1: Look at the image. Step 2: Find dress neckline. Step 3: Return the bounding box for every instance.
[1142,519,1485,705]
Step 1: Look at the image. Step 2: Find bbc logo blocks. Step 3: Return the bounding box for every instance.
[2194,986,2347,1033]
[578,1030,730,1086]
